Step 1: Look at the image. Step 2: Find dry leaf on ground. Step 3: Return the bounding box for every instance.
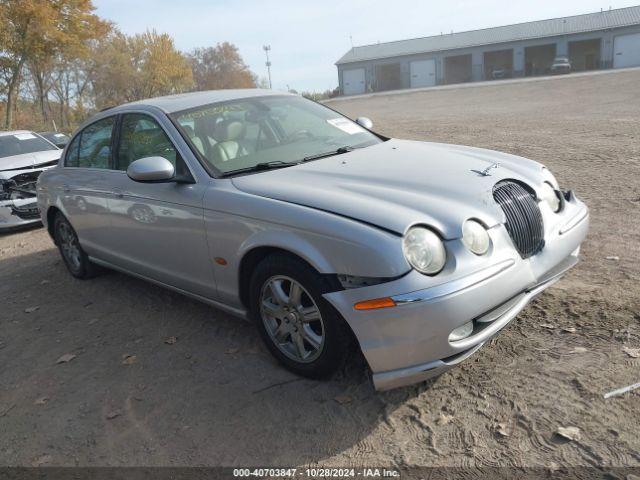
[106,410,121,420]
[333,395,353,405]
[122,354,137,365]
[437,413,454,425]
[56,353,76,364]
[31,454,52,467]
[496,422,510,437]
[622,346,640,358]
[556,426,581,441]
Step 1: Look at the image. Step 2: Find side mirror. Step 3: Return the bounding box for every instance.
[355,117,373,129]
[126,156,175,182]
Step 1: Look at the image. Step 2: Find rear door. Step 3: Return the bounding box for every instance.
[105,112,216,299]
[59,116,117,258]
[410,59,436,88]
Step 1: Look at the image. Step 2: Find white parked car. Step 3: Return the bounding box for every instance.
[0,131,60,230]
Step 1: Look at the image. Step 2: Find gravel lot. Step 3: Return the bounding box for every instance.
[1,69,639,469]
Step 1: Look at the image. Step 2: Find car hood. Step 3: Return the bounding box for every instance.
[231,139,546,239]
[0,149,60,173]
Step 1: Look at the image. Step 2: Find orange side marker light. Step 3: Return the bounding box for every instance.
[354,297,396,311]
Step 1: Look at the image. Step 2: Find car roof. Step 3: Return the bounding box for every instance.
[0,130,34,137]
[112,89,293,114]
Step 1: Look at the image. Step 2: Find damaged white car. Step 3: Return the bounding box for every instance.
[0,131,60,230]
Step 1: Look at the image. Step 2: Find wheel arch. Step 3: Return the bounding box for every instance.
[238,246,342,310]
[46,206,62,243]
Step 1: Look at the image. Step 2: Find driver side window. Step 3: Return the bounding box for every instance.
[116,114,178,171]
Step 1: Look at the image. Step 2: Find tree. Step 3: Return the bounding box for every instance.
[0,0,109,128]
[189,42,257,91]
[50,54,95,128]
[90,30,193,108]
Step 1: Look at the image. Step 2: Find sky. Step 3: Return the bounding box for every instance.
[93,0,640,92]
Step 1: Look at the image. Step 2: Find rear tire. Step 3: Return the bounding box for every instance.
[249,253,352,379]
[53,212,99,279]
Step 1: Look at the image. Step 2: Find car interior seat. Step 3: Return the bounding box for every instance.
[181,125,205,156]
[194,115,220,159]
[210,120,248,163]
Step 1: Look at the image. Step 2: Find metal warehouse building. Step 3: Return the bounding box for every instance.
[336,6,640,95]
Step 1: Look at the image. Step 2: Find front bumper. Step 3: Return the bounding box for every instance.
[0,198,42,230]
[323,195,589,391]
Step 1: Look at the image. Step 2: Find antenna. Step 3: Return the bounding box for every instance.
[263,45,272,89]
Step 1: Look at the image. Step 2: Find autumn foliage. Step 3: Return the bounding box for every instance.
[0,0,259,131]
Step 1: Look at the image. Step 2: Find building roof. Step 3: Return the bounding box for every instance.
[336,5,640,65]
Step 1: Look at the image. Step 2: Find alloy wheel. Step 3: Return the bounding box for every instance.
[260,275,325,363]
[58,221,82,272]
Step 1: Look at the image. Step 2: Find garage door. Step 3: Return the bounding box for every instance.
[613,33,640,68]
[343,68,365,95]
[410,59,436,88]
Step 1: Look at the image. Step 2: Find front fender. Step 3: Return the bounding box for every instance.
[203,184,410,307]
[237,222,405,278]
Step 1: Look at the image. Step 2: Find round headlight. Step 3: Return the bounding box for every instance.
[462,220,490,255]
[402,226,447,275]
[541,182,561,213]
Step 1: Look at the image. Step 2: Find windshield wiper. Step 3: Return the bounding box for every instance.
[302,146,354,162]
[220,160,300,177]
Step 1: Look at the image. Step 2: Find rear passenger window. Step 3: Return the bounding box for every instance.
[73,117,115,169]
[117,114,178,171]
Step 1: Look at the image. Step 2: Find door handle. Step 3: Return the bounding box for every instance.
[62,184,71,193]
[112,188,124,199]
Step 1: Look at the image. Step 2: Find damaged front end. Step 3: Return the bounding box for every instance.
[0,169,45,229]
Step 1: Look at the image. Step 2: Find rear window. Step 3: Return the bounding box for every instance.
[65,117,115,169]
[0,133,58,159]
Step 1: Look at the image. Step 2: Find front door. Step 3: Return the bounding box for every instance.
[106,112,216,299]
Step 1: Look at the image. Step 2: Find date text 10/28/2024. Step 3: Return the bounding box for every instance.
[232,468,400,478]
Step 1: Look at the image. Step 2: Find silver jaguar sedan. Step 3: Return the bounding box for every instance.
[37,89,589,390]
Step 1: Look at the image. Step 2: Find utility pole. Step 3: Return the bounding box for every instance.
[263,45,272,89]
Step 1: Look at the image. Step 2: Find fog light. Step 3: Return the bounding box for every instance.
[449,321,474,342]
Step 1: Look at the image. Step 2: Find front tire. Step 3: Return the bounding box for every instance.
[53,213,99,279]
[249,254,352,379]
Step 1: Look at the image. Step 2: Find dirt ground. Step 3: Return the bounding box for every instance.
[1,69,639,470]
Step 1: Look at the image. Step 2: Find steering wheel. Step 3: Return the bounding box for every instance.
[283,129,315,144]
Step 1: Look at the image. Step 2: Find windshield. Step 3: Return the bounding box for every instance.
[0,132,58,159]
[171,95,383,175]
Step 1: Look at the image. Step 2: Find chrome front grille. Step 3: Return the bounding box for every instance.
[493,180,544,258]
